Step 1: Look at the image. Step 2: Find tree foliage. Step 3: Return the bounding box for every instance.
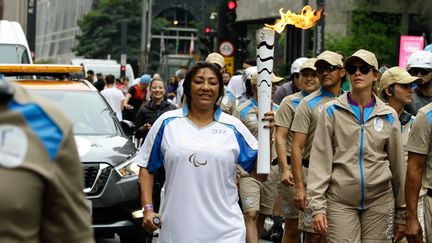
[326,9,402,66]
[74,0,142,63]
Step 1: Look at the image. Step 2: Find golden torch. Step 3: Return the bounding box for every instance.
[256,5,322,174]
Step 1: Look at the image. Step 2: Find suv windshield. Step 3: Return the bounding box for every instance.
[31,90,118,135]
[0,44,31,64]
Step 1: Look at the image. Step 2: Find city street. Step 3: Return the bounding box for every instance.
[96,235,273,243]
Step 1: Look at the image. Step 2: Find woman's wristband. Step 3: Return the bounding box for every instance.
[143,204,154,211]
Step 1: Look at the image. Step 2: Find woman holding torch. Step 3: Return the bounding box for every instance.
[136,62,275,243]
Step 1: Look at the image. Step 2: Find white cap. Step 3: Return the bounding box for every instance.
[290,57,308,74]
[406,50,432,70]
[243,66,257,81]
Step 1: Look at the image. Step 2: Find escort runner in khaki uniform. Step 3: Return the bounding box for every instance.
[275,58,320,242]
[406,103,432,242]
[233,72,281,243]
[308,50,406,242]
[290,51,345,242]
[205,52,238,115]
[0,81,94,243]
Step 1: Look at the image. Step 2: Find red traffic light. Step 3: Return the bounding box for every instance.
[120,65,126,71]
[227,1,237,10]
[205,26,211,33]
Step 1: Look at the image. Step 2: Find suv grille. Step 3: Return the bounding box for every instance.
[82,163,111,195]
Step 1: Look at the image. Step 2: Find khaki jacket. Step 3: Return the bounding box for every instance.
[307,93,406,224]
[0,84,94,243]
[406,102,432,189]
[275,91,306,156]
[291,88,341,160]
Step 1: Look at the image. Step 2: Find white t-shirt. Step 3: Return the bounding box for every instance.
[135,106,258,243]
[227,75,246,104]
[100,87,125,121]
[176,79,184,106]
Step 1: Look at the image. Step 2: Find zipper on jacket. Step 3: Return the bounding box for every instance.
[359,123,365,210]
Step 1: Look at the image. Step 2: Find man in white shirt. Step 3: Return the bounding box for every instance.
[101,74,125,121]
[175,69,186,106]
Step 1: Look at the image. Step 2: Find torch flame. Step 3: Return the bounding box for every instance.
[265,5,323,33]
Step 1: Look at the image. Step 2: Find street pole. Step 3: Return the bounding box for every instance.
[27,0,36,59]
[314,0,325,56]
[139,0,152,74]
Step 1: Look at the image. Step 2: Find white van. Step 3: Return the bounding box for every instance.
[0,20,33,64]
[71,58,134,82]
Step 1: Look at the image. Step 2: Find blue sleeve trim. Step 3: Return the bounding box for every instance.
[214,107,223,121]
[326,104,336,118]
[147,117,175,173]
[225,88,236,102]
[8,100,63,161]
[427,110,432,124]
[240,102,254,121]
[383,113,395,125]
[307,95,324,111]
[292,98,300,108]
[224,124,257,173]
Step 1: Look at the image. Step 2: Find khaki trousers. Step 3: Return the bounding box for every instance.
[327,191,394,243]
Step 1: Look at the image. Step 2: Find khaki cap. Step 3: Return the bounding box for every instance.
[205,52,225,69]
[251,72,284,85]
[345,49,379,70]
[300,58,317,71]
[379,66,420,96]
[315,51,343,67]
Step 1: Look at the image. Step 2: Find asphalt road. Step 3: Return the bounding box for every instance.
[96,235,273,243]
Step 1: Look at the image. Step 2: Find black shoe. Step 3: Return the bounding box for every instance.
[269,224,283,243]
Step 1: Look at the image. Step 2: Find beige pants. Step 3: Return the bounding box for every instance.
[327,191,394,243]
[425,195,432,242]
[239,165,278,215]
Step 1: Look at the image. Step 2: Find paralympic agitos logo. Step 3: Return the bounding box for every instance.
[188,153,208,167]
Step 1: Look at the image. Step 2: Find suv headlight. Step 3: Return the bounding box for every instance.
[115,155,140,177]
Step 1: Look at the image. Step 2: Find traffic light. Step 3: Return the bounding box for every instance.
[226,0,237,33]
[120,65,126,77]
[199,35,212,56]
[205,26,212,34]
[237,37,250,58]
[218,0,237,38]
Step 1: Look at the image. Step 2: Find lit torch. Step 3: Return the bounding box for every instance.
[256,5,322,174]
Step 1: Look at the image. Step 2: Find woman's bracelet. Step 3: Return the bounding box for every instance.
[143,204,154,211]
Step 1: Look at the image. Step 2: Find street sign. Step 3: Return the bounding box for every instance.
[120,54,127,66]
[219,41,234,57]
[224,56,234,74]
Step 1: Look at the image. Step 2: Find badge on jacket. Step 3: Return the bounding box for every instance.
[374,117,384,132]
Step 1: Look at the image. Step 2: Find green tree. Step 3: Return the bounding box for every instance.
[74,0,142,65]
[326,9,402,66]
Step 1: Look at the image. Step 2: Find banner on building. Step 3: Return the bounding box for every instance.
[399,36,425,67]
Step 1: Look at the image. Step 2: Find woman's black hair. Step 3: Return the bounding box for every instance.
[183,62,224,109]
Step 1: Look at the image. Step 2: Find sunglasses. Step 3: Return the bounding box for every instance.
[346,65,372,75]
[396,82,416,89]
[408,68,431,76]
[316,65,340,74]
